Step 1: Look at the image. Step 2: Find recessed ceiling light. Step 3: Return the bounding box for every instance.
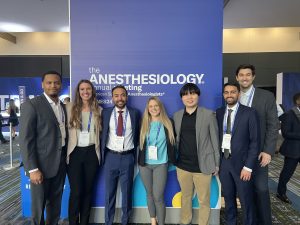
[0,22,34,32]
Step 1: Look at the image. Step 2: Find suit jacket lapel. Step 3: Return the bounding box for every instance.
[196,107,203,147]
[176,110,184,140]
[232,106,243,136]
[249,86,258,108]
[61,102,67,127]
[128,107,135,135]
[219,107,226,139]
[41,94,60,126]
[106,107,114,133]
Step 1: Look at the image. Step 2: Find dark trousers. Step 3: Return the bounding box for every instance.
[0,121,6,142]
[0,130,5,142]
[67,145,99,225]
[252,164,272,225]
[30,150,66,225]
[220,158,255,225]
[277,156,300,195]
[104,151,134,225]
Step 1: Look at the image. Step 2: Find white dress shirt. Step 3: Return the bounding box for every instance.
[43,93,66,147]
[240,85,255,107]
[106,106,134,152]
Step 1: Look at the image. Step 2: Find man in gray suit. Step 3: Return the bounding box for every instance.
[236,64,279,225]
[173,83,219,225]
[20,71,68,225]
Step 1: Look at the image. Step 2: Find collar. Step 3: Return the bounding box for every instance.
[184,106,198,115]
[43,93,60,105]
[114,106,127,114]
[226,102,239,113]
[241,85,254,96]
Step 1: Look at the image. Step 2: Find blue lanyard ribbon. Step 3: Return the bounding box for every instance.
[114,108,128,136]
[80,111,92,132]
[147,122,162,147]
[246,87,255,106]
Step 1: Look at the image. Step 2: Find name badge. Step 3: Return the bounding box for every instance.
[221,134,231,151]
[114,136,125,150]
[78,131,90,147]
[148,145,158,160]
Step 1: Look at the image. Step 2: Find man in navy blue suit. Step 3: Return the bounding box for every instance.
[101,85,140,225]
[216,83,260,225]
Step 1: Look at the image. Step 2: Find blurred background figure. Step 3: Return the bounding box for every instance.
[7,99,19,139]
[277,92,300,204]
[0,112,9,144]
[63,96,71,104]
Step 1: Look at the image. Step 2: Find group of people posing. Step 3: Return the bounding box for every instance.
[20,63,280,225]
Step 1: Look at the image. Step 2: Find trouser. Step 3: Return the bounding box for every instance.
[176,167,212,225]
[253,164,272,225]
[104,150,134,225]
[0,121,6,142]
[30,150,66,225]
[139,163,168,225]
[277,156,300,195]
[67,145,99,225]
[220,157,255,225]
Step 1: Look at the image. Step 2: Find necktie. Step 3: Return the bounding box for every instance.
[117,111,123,136]
[224,109,233,159]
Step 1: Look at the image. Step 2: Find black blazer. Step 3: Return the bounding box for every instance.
[138,126,176,166]
[280,109,300,159]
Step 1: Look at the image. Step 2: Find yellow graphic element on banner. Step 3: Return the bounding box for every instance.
[172,192,182,207]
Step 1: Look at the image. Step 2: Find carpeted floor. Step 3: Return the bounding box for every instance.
[0,136,299,225]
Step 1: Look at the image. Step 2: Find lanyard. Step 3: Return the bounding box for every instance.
[55,103,65,124]
[147,122,162,147]
[223,103,239,134]
[80,111,92,132]
[246,87,255,106]
[114,108,128,136]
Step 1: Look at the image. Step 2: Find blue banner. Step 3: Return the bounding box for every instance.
[282,73,300,111]
[0,77,70,112]
[0,77,70,133]
[70,0,223,211]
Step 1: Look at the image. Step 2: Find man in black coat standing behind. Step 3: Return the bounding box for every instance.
[277,92,300,204]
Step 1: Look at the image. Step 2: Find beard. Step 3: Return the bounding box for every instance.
[49,94,59,98]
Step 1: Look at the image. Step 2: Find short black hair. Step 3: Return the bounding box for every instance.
[42,71,62,82]
[223,82,240,92]
[293,92,300,104]
[112,85,128,96]
[180,83,200,98]
[235,64,256,76]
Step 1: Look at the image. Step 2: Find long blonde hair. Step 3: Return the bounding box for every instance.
[69,80,101,130]
[139,97,175,148]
